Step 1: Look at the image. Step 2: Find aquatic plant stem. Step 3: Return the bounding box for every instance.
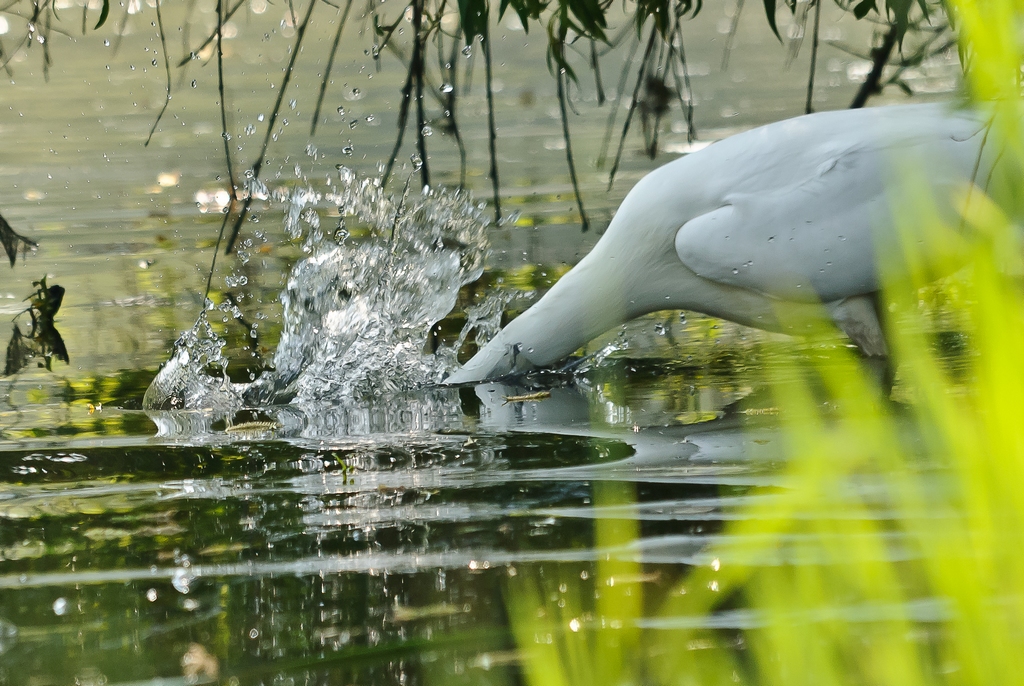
[144,0,172,147]
[483,33,501,222]
[805,0,822,114]
[225,0,317,255]
[310,0,354,136]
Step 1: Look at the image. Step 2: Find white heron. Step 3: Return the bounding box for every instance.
[446,102,996,384]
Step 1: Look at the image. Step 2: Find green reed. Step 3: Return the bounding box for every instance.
[505,0,1024,682]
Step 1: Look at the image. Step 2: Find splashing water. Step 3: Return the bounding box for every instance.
[143,171,491,412]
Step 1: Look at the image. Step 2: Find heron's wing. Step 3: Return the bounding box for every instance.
[674,128,981,303]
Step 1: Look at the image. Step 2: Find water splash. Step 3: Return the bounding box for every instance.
[144,171,490,412]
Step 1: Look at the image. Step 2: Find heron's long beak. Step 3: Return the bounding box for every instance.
[445,251,629,384]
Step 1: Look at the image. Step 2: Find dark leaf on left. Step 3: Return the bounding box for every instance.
[0,212,37,268]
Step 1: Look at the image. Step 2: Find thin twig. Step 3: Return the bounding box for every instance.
[381,48,417,185]
[310,0,354,135]
[412,0,430,189]
[850,23,897,108]
[145,0,173,146]
[483,33,501,222]
[597,34,640,168]
[557,67,589,231]
[111,0,132,55]
[672,22,695,143]
[608,23,658,191]
[440,31,467,187]
[225,0,318,254]
[204,0,237,302]
[176,0,247,67]
[721,0,744,70]
[590,38,605,105]
[804,0,821,114]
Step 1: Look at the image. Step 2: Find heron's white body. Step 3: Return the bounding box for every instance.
[447,103,992,384]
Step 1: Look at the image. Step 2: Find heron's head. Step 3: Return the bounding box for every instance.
[445,169,694,385]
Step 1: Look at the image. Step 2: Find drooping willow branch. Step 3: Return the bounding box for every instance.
[805,0,822,114]
[177,0,247,67]
[483,32,501,222]
[850,23,897,108]
[144,0,173,147]
[205,0,239,300]
[557,65,589,231]
[224,0,318,255]
[310,0,355,136]
[607,22,658,190]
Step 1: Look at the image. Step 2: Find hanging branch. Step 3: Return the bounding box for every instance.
[440,30,467,187]
[597,35,641,168]
[721,0,745,69]
[412,0,430,189]
[145,0,173,146]
[204,0,239,300]
[850,23,898,108]
[590,38,606,105]
[176,0,248,67]
[607,23,659,190]
[381,40,419,185]
[310,0,354,136]
[674,23,696,143]
[557,66,590,231]
[111,0,132,55]
[483,33,501,222]
[804,0,822,113]
[224,0,318,254]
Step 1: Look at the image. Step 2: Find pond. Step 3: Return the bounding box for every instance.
[0,1,964,684]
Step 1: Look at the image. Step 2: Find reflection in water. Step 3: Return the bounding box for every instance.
[4,278,68,377]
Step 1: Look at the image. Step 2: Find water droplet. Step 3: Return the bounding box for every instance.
[336,106,345,116]
[249,628,259,639]
[52,598,68,616]
[103,39,110,46]
[244,124,256,135]
[349,120,358,129]
[440,83,454,93]
[289,99,297,110]
[679,313,687,324]
[410,154,423,170]
[421,125,433,136]
[342,145,354,156]
[152,59,158,66]
[365,115,375,123]
[732,268,739,274]
[462,45,472,56]
[257,113,265,122]
[172,569,193,594]
[146,588,158,602]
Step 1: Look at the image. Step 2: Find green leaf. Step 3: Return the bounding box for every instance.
[458,0,489,40]
[93,0,110,29]
[762,0,782,41]
[852,0,876,19]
